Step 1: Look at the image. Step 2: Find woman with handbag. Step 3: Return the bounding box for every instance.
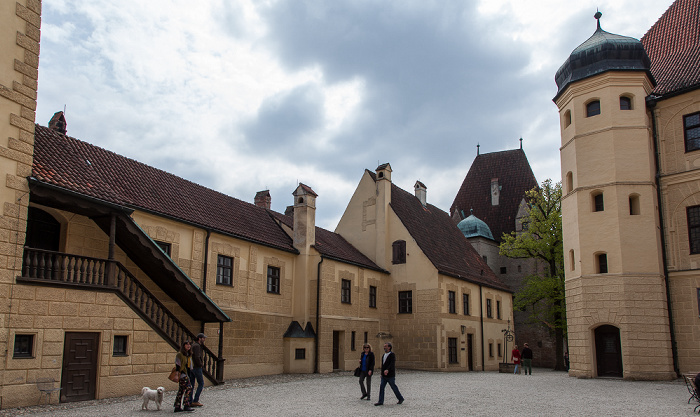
[173,340,194,412]
[358,343,375,401]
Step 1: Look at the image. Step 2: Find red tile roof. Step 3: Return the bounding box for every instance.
[642,0,700,96]
[33,125,297,253]
[385,175,510,292]
[450,149,538,243]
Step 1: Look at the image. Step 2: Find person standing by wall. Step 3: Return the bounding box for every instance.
[511,344,521,375]
[358,343,375,401]
[190,333,206,407]
[374,342,404,406]
[521,343,533,375]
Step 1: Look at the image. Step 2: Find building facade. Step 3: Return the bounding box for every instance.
[556,0,700,380]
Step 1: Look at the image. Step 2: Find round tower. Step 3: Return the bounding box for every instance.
[554,12,675,380]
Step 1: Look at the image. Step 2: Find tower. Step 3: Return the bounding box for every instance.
[554,12,675,379]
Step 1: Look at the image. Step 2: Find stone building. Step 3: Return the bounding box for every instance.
[450,148,556,368]
[555,0,700,379]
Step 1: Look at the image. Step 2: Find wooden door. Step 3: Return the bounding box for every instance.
[467,334,474,371]
[61,332,99,402]
[595,325,623,378]
[332,331,340,370]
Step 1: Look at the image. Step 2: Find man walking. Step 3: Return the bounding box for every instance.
[521,342,533,375]
[190,333,206,406]
[374,342,404,406]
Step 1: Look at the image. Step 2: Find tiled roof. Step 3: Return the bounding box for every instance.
[450,149,538,243]
[642,0,700,96]
[271,212,384,272]
[389,182,510,292]
[32,125,297,253]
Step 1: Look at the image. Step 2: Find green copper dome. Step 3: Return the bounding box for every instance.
[457,211,494,240]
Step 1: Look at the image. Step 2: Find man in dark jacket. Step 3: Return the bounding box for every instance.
[190,333,206,406]
[521,343,533,375]
[374,342,404,406]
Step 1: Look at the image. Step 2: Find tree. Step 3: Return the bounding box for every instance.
[499,179,566,371]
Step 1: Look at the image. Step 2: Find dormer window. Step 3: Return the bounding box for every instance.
[586,100,601,117]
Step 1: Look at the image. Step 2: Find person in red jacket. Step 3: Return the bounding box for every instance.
[511,345,522,375]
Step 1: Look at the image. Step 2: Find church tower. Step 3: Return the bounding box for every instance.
[554,13,675,380]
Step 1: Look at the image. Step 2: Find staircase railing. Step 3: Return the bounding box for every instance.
[20,247,224,384]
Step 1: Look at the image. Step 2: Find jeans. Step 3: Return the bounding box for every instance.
[377,375,404,404]
[514,364,519,374]
[192,368,204,402]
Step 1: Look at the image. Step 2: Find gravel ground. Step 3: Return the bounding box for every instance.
[1,368,697,416]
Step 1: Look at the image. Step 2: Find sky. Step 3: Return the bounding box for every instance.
[35,0,675,230]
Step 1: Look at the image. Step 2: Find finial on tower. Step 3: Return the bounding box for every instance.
[519,137,523,149]
[595,9,602,30]
[477,143,480,156]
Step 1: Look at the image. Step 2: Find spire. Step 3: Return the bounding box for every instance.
[477,143,480,156]
[519,137,523,149]
[595,9,602,30]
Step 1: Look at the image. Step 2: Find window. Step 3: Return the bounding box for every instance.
[295,348,306,360]
[688,206,700,254]
[619,96,632,110]
[392,240,406,264]
[586,100,600,117]
[685,112,700,152]
[13,334,34,358]
[498,343,502,358]
[629,194,640,215]
[154,240,171,257]
[486,299,493,318]
[398,291,412,314]
[463,294,470,316]
[697,288,700,318]
[267,266,280,294]
[369,286,377,308]
[448,338,458,364]
[564,110,572,128]
[517,265,522,273]
[597,253,608,274]
[482,255,488,263]
[569,250,575,271]
[500,267,507,274]
[448,291,456,314]
[566,172,573,193]
[364,332,368,344]
[341,279,351,304]
[489,343,494,358]
[496,300,501,320]
[216,255,233,286]
[113,335,128,356]
[593,192,604,212]
[351,331,356,351]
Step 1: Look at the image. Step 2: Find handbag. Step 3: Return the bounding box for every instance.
[354,367,362,377]
[168,366,180,383]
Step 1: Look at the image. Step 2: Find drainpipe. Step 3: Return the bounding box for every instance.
[201,229,211,335]
[479,283,485,372]
[647,97,680,377]
[314,256,324,373]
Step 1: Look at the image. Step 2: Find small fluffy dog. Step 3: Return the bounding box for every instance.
[141,386,164,410]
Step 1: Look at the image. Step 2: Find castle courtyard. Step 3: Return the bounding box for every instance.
[1,369,695,416]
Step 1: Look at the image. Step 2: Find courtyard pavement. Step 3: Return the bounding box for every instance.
[1,368,698,416]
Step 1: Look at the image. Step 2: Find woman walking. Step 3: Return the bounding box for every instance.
[174,340,195,412]
[359,343,375,401]
[511,344,521,375]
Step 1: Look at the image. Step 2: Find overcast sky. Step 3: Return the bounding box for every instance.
[36,0,675,230]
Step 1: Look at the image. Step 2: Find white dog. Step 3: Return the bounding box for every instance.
[141,386,164,410]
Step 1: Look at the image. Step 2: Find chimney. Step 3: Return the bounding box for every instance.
[292,183,317,254]
[49,111,67,134]
[254,190,271,209]
[414,181,427,206]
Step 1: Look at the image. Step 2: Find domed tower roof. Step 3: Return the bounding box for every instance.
[458,210,494,240]
[554,11,654,101]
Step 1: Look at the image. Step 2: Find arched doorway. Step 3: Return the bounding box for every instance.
[594,325,623,377]
[25,207,60,251]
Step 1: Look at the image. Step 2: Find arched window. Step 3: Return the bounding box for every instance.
[564,110,572,128]
[629,194,640,215]
[566,172,573,193]
[591,191,604,212]
[596,253,608,274]
[25,207,61,251]
[392,240,406,264]
[620,96,632,110]
[586,100,601,117]
[569,249,575,271]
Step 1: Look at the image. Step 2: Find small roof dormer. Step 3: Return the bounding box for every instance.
[376,163,392,182]
[414,181,427,206]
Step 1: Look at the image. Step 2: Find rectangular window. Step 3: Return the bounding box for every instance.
[486,299,492,318]
[498,343,502,358]
[463,293,470,316]
[697,288,700,318]
[684,112,700,152]
[688,206,700,254]
[594,193,604,212]
[295,348,306,360]
[392,240,406,264]
[351,331,356,351]
[398,291,413,314]
[216,255,233,286]
[154,240,171,257]
[13,334,34,358]
[496,300,501,320]
[489,343,493,358]
[267,266,280,294]
[113,335,128,356]
[598,254,608,274]
[448,291,456,314]
[369,286,377,308]
[364,332,368,344]
[500,266,507,274]
[448,337,458,364]
[341,279,351,304]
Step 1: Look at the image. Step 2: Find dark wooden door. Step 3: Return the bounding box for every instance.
[467,334,474,371]
[332,331,340,370]
[61,332,99,402]
[595,325,623,378]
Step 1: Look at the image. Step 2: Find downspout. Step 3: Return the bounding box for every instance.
[314,256,324,373]
[647,97,680,377]
[479,283,485,372]
[201,229,211,335]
